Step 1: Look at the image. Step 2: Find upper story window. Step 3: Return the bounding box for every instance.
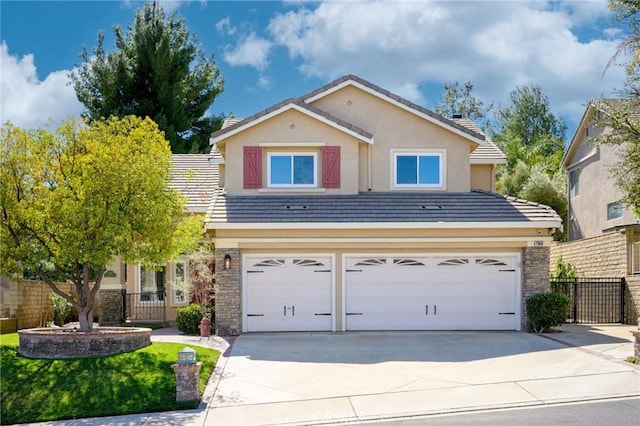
[392,150,444,189]
[569,168,580,198]
[607,201,624,221]
[268,153,317,187]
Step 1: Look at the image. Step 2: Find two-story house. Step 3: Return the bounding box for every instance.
[206,75,561,335]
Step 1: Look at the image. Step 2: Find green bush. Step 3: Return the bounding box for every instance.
[176,304,205,335]
[525,292,571,333]
[50,294,72,327]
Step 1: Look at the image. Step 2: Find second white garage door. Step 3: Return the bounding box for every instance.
[344,255,519,331]
[244,256,333,332]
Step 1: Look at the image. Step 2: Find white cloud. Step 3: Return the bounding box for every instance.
[0,42,83,129]
[216,17,236,35]
[223,33,273,70]
[264,0,625,122]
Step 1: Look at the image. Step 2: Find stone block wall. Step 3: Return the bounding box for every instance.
[549,231,628,276]
[214,248,241,335]
[522,246,551,331]
[99,289,125,326]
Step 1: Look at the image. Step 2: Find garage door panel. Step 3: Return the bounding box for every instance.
[246,257,332,332]
[345,255,518,331]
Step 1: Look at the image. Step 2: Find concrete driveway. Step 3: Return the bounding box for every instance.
[208,326,640,425]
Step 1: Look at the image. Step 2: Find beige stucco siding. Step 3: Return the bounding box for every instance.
[567,126,637,240]
[470,164,495,191]
[219,109,361,195]
[309,86,474,192]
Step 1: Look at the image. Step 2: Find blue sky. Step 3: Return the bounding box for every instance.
[0,0,629,140]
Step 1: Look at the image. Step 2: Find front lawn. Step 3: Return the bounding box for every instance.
[0,333,219,425]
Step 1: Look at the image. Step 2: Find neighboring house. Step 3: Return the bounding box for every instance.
[551,100,640,322]
[206,75,562,335]
[562,100,639,242]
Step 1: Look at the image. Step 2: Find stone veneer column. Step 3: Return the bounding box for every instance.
[521,246,550,331]
[99,289,125,326]
[215,248,242,335]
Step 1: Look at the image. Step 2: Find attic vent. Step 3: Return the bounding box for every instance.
[285,205,308,210]
[420,205,443,210]
[452,114,463,119]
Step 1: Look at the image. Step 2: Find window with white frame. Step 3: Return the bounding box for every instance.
[569,168,580,198]
[173,261,188,305]
[392,150,444,188]
[607,201,624,221]
[268,153,317,187]
[139,265,166,302]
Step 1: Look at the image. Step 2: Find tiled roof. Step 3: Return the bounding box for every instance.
[170,154,219,214]
[452,118,507,164]
[206,190,560,226]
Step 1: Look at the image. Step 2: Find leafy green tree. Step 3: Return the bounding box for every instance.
[435,81,493,123]
[491,85,568,240]
[0,116,202,331]
[70,2,224,154]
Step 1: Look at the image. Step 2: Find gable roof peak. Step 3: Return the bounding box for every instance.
[302,74,486,144]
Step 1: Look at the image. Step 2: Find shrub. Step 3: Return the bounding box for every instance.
[50,294,72,326]
[176,303,205,335]
[551,257,577,280]
[525,292,571,333]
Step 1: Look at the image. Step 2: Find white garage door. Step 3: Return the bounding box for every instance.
[245,257,333,332]
[345,255,519,331]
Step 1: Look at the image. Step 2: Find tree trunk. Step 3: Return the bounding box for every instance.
[78,306,94,332]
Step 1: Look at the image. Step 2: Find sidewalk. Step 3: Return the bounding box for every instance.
[24,324,640,426]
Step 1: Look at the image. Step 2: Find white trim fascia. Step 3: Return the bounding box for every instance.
[566,148,598,171]
[205,220,562,231]
[213,236,554,248]
[259,142,326,147]
[470,158,507,165]
[242,253,337,333]
[304,80,484,146]
[211,103,374,145]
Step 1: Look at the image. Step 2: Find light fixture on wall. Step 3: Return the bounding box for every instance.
[224,254,231,270]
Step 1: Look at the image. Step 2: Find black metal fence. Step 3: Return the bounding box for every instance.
[550,278,631,324]
[124,292,166,323]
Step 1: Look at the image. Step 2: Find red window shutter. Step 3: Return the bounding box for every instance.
[243,146,262,189]
[322,146,341,188]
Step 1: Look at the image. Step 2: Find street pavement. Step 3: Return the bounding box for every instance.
[24,324,640,426]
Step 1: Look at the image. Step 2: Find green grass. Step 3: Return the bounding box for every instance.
[0,333,220,424]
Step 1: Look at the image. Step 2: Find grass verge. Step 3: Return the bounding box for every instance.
[0,332,219,424]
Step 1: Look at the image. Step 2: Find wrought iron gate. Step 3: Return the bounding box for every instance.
[550,278,627,324]
[124,292,166,323]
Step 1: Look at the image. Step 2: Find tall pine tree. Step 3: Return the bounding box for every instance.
[71,2,224,153]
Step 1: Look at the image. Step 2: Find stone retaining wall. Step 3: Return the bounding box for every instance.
[549,231,628,276]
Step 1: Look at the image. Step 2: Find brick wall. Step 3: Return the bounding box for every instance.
[549,231,628,276]
[214,248,241,335]
[522,246,551,331]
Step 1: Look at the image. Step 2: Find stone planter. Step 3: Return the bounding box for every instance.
[18,327,151,358]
